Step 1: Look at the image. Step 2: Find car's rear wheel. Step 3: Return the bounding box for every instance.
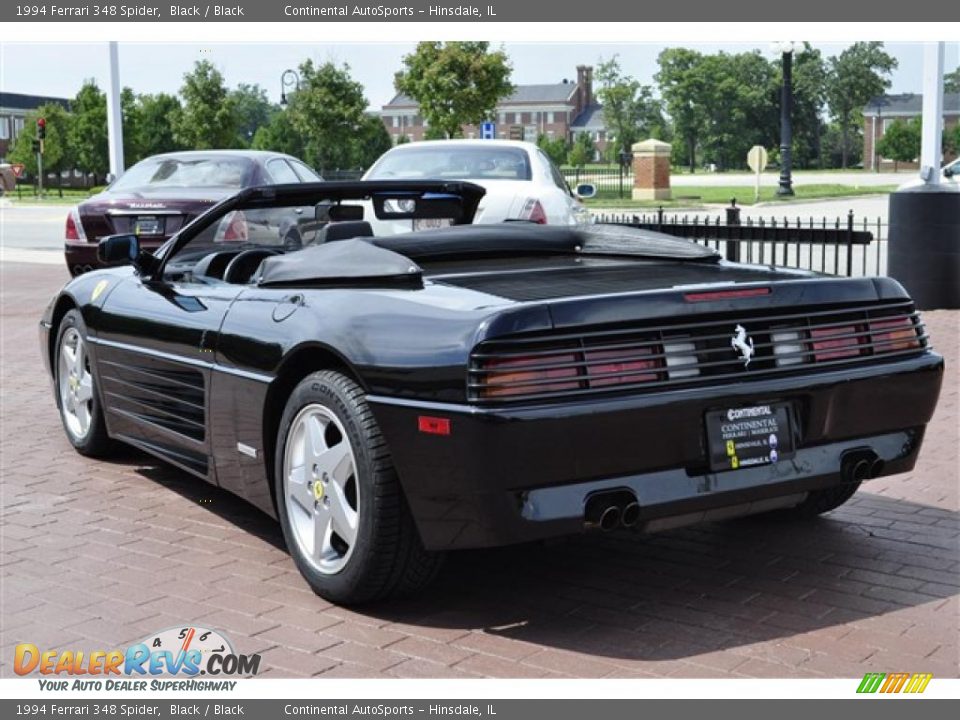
[55,309,112,457]
[275,370,442,604]
[790,481,862,518]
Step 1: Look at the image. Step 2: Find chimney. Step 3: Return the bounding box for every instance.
[576,65,593,108]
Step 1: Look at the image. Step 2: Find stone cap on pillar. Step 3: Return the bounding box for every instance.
[632,138,672,156]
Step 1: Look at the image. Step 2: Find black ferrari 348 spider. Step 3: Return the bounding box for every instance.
[40,181,943,604]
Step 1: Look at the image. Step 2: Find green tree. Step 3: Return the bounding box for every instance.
[8,104,72,189]
[135,93,184,160]
[395,134,411,145]
[121,87,142,166]
[353,115,394,170]
[945,66,960,94]
[786,45,829,169]
[595,56,661,159]
[285,59,371,171]
[394,42,513,139]
[68,80,108,177]
[537,133,568,166]
[230,83,273,147]
[876,118,921,170]
[656,48,710,172]
[825,42,898,168]
[251,109,305,159]
[567,132,595,168]
[174,60,238,149]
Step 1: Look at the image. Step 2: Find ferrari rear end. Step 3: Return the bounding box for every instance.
[370,273,943,551]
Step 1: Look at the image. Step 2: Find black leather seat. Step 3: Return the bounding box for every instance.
[318,221,374,243]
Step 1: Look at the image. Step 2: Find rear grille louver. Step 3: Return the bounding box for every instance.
[468,300,928,403]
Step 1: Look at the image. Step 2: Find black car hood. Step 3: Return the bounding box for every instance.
[256,239,423,289]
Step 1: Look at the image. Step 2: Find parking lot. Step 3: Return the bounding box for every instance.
[1,259,957,680]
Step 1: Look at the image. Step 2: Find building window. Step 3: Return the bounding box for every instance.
[882,118,896,133]
[13,117,24,137]
[547,112,555,124]
[499,113,506,125]
[0,117,9,140]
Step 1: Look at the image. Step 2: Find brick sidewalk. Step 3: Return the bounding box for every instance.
[1,262,957,679]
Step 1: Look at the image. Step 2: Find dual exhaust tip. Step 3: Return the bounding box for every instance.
[841,449,885,483]
[585,489,640,532]
[72,264,94,275]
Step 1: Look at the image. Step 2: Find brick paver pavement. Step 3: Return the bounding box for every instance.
[1,262,957,679]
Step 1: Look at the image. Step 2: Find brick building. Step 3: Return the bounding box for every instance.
[863,93,959,171]
[0,92,70,159]
[380,65,608,155]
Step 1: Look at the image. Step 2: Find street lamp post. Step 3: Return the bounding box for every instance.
[280,69,300,107]
[773,41,804,196]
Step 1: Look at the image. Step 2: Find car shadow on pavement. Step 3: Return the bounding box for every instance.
[133,457,958,662]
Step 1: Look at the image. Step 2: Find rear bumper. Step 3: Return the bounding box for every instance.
[369,352,943,551]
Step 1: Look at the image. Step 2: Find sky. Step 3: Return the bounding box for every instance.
[2,41,958,110]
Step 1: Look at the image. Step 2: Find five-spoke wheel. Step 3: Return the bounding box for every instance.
[283,404,359,575]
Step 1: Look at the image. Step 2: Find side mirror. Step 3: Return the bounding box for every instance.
[105,172,117,185]
[98,234,140,265]
[98,234,159,276]
[576,183,597,199]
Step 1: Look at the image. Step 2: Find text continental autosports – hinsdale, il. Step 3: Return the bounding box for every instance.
[283,5,487,17]
[284,705,485,716]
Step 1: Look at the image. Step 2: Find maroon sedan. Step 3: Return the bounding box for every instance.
[64,150,322,276]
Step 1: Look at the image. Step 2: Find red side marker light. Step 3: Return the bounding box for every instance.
[684,287,771,302]
[418,416,451,436]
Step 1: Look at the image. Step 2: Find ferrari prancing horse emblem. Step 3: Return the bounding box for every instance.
[731,324,755,367]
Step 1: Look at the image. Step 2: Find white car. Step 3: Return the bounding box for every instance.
[361,139,595,235]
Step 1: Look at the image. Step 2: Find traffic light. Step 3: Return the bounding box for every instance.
[31,139,40,154]
[37,117,46,140]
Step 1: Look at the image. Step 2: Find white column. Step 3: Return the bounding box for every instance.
[106,41,125,178]
[919,42,945,185]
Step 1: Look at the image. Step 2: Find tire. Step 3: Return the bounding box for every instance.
[274,370,442,604]
[54,309,113,457]
[789,481,862,518]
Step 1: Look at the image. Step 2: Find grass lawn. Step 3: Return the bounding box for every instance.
[585,183,897,209]
[3,187,104,205]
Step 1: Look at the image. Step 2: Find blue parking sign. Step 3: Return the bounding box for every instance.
[480,122,496,140]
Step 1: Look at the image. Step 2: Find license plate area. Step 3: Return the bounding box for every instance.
[134,216,162,235]
[413,218,453,231]
[705,402,795,472]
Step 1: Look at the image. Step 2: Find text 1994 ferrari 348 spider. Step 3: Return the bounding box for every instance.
[40,180,944,604]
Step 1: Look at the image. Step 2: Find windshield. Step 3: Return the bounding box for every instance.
[367,146,532,181]
[110,156,254,191]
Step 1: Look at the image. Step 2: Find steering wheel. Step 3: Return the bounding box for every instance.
[222,248,279,284]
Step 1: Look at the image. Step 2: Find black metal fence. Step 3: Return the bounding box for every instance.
[562,167,632,196]
[596,203,888,278]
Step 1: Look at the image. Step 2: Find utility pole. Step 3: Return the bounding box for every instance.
[106,41,125,180]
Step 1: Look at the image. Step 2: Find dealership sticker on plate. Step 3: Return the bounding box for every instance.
[705,403,794,472]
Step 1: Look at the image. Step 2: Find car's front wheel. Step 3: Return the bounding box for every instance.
[275,370,442,604]
[55,309,112,456]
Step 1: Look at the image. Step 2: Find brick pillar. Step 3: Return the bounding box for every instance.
[632,139,672,201]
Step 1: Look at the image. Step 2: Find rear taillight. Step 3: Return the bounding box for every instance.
[584,347,658,386]
[65,207,87,241]
[480,353,579,398]
[518,198,547,224]
[220,210,248,242]
[870,317,921,352]
[811,324,864,361]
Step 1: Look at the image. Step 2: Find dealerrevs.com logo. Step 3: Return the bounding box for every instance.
[14,626,261,691]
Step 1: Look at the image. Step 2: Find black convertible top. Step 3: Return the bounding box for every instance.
[255,223,718,289]
[257,239,423,288]
[375,223,719,262]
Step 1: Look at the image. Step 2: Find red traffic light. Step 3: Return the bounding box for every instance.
[37,117,46,127]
